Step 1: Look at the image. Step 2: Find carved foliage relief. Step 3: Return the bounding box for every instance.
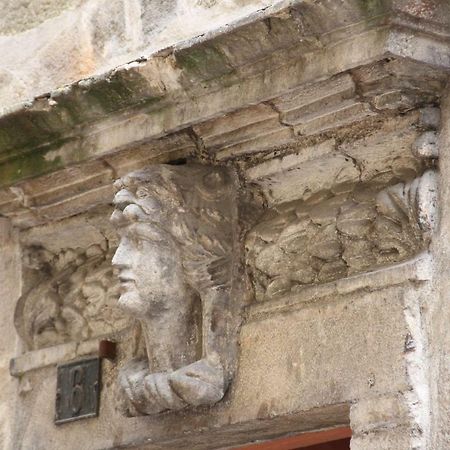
[246,171,438,302]
[15,244,129,350]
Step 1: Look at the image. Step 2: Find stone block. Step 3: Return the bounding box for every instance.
[246,113,429,208]
[339,114,422,183]
[292,101,375,136]
[272,74,375,135]
[272,74,355,123]
[353,59,447,111]
[104,132,195,176]
[194,104,294,159]
[350,395,410,434]
[245,139,362,205]
[230,285,414,422]
[387,29,450,70]
[34,184,114,226]
[20,208,113,253]
[350,427,413,450]
[10,339,99,377]
[16,160,113,207]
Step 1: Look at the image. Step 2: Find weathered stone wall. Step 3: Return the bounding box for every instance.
[0,1,449,449]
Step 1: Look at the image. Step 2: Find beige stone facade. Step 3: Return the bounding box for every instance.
[1,1,450,449]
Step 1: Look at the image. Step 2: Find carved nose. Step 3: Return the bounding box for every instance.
[112,244,128,268]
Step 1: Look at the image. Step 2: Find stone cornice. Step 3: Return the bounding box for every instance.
[0,0,449,227]
[0,2,389,185]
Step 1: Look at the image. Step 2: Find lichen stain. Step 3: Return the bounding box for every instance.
[175,45,234,81]
[402,0,438,19]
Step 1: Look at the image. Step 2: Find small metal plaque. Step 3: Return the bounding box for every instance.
[55,357,101,424]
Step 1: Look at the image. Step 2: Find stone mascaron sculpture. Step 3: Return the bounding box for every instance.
[111,163,243,416]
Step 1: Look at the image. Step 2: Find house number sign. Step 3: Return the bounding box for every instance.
[55,357,101,424]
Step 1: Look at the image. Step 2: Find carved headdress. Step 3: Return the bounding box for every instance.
[111,163,237,293]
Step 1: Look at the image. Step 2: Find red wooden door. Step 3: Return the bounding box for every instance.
[296,438,351,450]
[235,427,351,450]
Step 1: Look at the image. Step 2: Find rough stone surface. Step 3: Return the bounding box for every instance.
[1,1,450,449]
[0,0,278,111]
[428,89,450,450]
[194,104,294,160]
[1,2,449,190]
[246,172,438,302]
[16,229,128,350]
[246,113,425,205]
[272,74,375,136]
[6,276,424,449]
[231,285,414,421]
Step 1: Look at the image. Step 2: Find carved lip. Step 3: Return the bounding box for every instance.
[118,272,136,288]
[118,270,135,281]
[118,280,135,294]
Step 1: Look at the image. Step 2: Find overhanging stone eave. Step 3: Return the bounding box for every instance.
[1,5,450,192]
[0,1,393,189]
[1,17,449,228]
[0,31,390,191]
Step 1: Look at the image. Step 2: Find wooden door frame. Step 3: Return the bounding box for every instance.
[234,427,352,450]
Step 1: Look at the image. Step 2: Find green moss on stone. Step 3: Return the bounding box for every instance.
[0,68,164,187]
[176,45,234,81]
[82,70,162,115]
[358,0,389,16]
[0,139,72,187]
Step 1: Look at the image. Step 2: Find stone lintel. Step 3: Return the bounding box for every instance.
[0,1,448,194]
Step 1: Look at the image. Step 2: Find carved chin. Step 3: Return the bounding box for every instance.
[117,291,147,316]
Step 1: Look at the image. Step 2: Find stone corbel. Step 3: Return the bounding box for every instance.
[111,164,244,416]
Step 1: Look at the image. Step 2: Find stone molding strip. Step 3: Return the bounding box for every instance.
[11,337,102,377]
[248,252,433,322]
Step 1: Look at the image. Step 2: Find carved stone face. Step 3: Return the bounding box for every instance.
[112,224,186,317]
[109,164,243,416]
